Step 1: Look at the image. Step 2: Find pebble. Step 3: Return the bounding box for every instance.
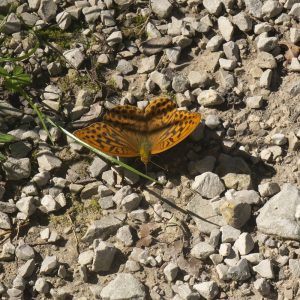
[40,255,59,275]
[18,259,36,278]
[289,58,300,72]
[254,22,273,34]
[82,6,101,23]
[221,225,241,243]
[272,133,288,145]
[191,242,215,259]
[165,46,181,64]
[150,71,171,91]
[197,90,225,107]
[137,55,157,74]
[188,70,210,88]
[107,31,123,46]
[262,0,283,18]
[41,195,59,212]
[219,58,236,71]
[257,36,278,52]
[63,48,85,69]
[100,273,146,299]
[3,13,21,34]
[38,0,57,22]
[245,95,263,109]
[254,278,271,297]
[290,28,300,43]
[151,0,173,18]
[206,35,224,52]
[227,259,251,281]
[260,69,272,88]
[255,51,277,69]
[92,241,117,272]
[116,59,134,75]
[0,241,15,261]
[218,17,234,42]
[116,225,134,246]
[37,150,62,171]
[205,115,221,129]
[141,36,172,56]
[56,11,72,30]
[164,262,179,281]
[223,41,240,61]
[16,244,35,261]
[258,182,280,197]
[233,233,255,255]
[16,197,36,217]
[88,157,108,177]
[194,281,219,300]
[34,278,50,294]
[203,0,223,16]
[232,12,252,32]
[3,158,31,180]
[191,172,225,198]
[253,259,274,278]
[172,74,189,93]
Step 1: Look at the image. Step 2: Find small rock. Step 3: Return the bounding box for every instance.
[34,278,50,294]
[16,197,36,216]
[290,27,300,44]
[116,225,134,246]
[56,11,71,30]
[259,69,272,88]
[89,157,108,177]
[255,52,277,69]
[253,259,274,278]
[205,115,221,130]
[257,36,278,52]
[194,281,219,300]
[3,157,31,180]
[221,225,241,243]
[227,259,251,281]
[244,0,263,18]
[141,36,172,56]
[116,59,134,75]
[262,0,283,18]
[233,233,255,255]
[232,12,252,32]
[172,74,189,93]
[92,241,116,272]
[272,133,287,145]
[254,22,273,34]
[15,244,35,261]
[258,182,280,197]
[206,35,224,51]
[164,262,178,281]
[203,0,223,16]
[38,0,57,22]
[165,46,181,64]
[107,31,123,46]
[209,228,221,248]
[150,71,171,91]
[191,242,215,259]
[219,58,236,71]
[289,259,300,277]
[3,13,21,34]
[218,17,234,42]
[192,172,225,198]
[101,10,116,27]
[151,0,172,18]
[82,6,101,23]
[188,71,210,88]
[0,241,15,261]
[289,58,300,72]
[18,259,36,278]
[254,278,271,297]
[100,273,146,299]
[40,256,58,275]
[137,56,157,74]
[197,90,224,107]
[63,48,85,69]
[223,41,240,61]
[245,96,263,109]
[216,263,230,280]
[41,195,59,212]
[37,150,62,171]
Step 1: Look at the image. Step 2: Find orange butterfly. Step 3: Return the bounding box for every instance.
[74,97,201,165]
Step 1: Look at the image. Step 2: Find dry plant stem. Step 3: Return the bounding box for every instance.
[67,212,80,255]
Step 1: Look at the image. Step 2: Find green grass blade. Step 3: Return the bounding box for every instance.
[47,118,161,185]
[0,133,15,143]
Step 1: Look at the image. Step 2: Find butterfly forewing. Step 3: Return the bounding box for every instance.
[74,122,141,157]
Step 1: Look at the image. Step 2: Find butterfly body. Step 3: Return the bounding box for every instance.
[74,97,201,165]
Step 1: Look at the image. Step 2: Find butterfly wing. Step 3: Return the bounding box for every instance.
[147,100,201,154]
[74,122,142,157]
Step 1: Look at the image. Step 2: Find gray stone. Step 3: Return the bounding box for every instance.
[0,201,16,214]
[203,0,223,16]
[78,250,93,266]
[63,48,85,69]
[101,10,116,27]
[216,263,230,280]
[18,259,36,278]
[167,17,182,36]
[258,182,280,197]
[289,259,300,277]
[28,0,41,10]
[255,51,277,69]
[254,22,273,34]
[233,233,254,255]
[289,58,300,72]
[219,58,236,71]
[241,253,263,265]
[37,150,62,171]
[40,255,58,275]
[3,157,31,180]
[0,241,15,261]
[41,195,59,212]
[82,213,126,243]
[172,74,189,93]
[290,28,300,44]
[223,41,240,61]
[206,35,224,51]
[107,31,122,46]
[16,197,36,216]
[245,0,263,18]
[100,273,146,299]
[150,71,171,91]
[38,0,57,22]
[88,157,108,177]
[191,242,215,259]
[151,0,172,18]
[116,225,134,246]
[34,278,50,294]
[254,278,271,297]
[227,259,251,281]
[221,225,241,243]
[116,59,134,75]
[165,46,181,64]
[197,90,224,107]
[188,71,210,88]
[205,115,221,130]
[43,84,61,100]
[262,0,283,18]
[120,193,141,212]
[164,262,178,281]
[56,11,72,30]
[257,184,300,240]
[192,172,225,198]
[194,281,219,300]
[219,243,232,256]
[253,259,274,278]
[260,69,272,88]
[137,55,157,74]
[3,13,21,34]
[82,6,101,23]
[10,141,32,159]
[245,95,263,109]
[232,12,252,32]
[209,228,221,248]
[92,241,116,272]
[16,244,35,260]
[226,189,261,205]
[257,36,278,52]
[218,17,234,42]
[272,133,287,145]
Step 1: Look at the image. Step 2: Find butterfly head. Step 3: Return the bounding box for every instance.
[140,140,152,165]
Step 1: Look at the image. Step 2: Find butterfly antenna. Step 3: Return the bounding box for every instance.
[149,159,167,172]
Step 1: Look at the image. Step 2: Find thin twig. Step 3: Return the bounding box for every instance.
[67,212,80,255]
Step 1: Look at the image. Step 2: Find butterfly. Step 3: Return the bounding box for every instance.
[74,97,201,165]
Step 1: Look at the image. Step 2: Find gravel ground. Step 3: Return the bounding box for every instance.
[0,0,300,299]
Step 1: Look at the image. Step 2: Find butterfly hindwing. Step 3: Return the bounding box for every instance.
[74,122,141,157]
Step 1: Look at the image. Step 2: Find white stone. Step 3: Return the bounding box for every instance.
[151,0,173,18]
[197,90,224,107]
[253,259,274,278]
[56,11,71,30]
[218,16,234,42]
